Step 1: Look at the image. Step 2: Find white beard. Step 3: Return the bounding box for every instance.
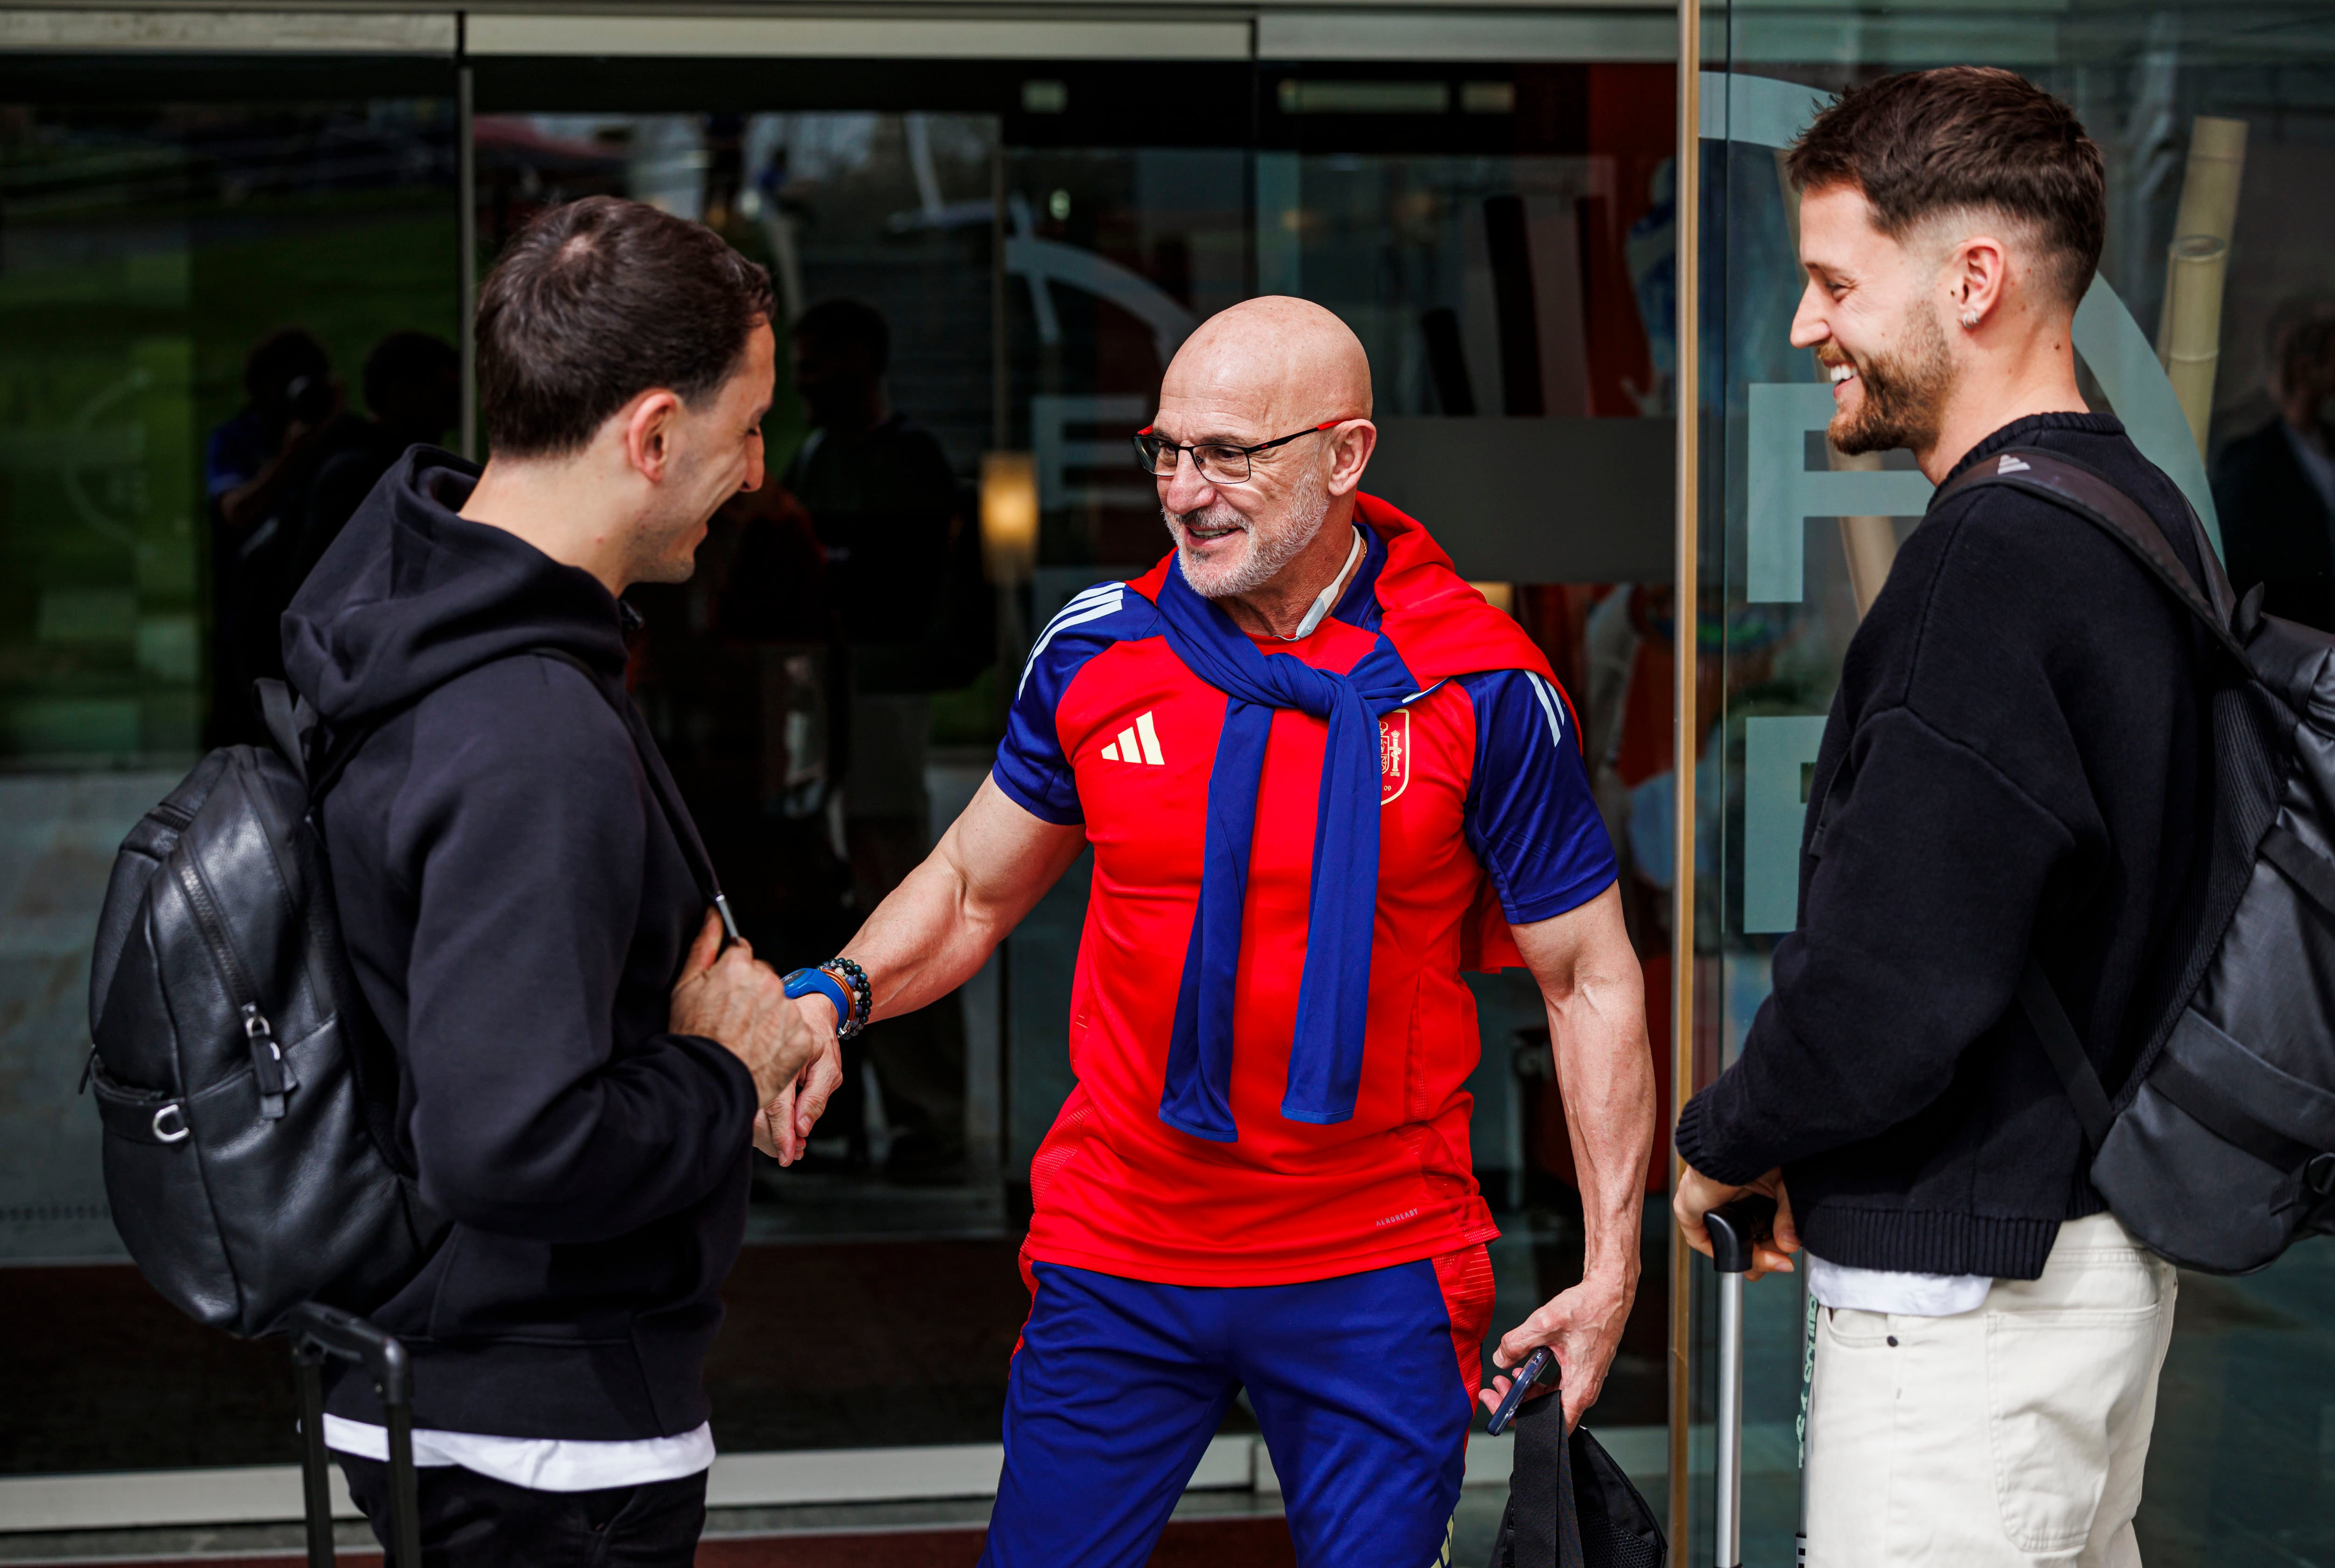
[1167,475,1330,599]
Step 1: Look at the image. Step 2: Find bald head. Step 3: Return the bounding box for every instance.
[1161,297,1373,428]
[1149,298,1379,613]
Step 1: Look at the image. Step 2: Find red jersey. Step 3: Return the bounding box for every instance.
[991,500,1614,1285]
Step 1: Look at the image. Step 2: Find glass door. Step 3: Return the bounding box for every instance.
[1689,4,2335,1562]
[0,45,461,1481]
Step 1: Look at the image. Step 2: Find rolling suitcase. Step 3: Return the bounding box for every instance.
[1704,1197,1778,1568]
[286,1302,422,1567]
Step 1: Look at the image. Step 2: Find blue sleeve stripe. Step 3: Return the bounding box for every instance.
[1019,587,1126,699]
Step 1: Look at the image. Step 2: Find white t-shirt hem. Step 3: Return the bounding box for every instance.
[1804,1252,1992,1317]
[321,1413,715,1492]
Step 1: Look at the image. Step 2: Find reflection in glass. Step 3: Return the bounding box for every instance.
[1702,10,2335,1562]
[0,82,458,1475]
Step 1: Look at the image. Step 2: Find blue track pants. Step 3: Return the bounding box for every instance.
[978,1247,1493,1568]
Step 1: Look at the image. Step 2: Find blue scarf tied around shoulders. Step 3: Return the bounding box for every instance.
[1150,558,1426,1142]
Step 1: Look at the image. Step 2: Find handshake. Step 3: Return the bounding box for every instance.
[667,908,846,1164]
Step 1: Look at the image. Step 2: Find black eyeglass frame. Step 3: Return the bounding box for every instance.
[1132,421,1339,484]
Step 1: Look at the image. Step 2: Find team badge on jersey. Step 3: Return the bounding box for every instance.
[1380,709,1409,805]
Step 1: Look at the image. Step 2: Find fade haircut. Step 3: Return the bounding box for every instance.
[476,196,774,459]
[1786,67,2106,312]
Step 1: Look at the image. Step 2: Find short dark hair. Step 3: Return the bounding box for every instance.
[1786,67,2106,311]
[792,297,890,376]
[476,196,774,459]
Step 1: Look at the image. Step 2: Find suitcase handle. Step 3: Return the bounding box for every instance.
[1705,1195,1777,1568]
[287,1302,421,1568]
[1705,1194,1777,1275]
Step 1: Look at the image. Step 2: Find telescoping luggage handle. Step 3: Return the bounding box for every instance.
[1705,1195,1778,1568]
[286,1303,420,1568]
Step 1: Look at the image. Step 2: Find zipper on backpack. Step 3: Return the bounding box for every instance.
[173,857,298,1119]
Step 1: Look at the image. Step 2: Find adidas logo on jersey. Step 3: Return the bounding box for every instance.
[1099,711,1166,766]
[1998,453,2032,473]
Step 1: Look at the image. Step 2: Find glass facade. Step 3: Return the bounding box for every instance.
[0,32,1677,1508]
[1,55,462,1477]
[6,6,2329,1554]
[1688,5,2335,1564]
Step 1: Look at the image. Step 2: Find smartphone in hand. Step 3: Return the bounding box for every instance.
[1484,1345,1554,1435]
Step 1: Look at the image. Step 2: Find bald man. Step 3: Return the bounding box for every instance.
[771,299,1653,1566]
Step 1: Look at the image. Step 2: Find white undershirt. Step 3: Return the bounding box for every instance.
[323,1414,715,1492]
[1804,1253,1993,1317]
[1279,526,1367,641]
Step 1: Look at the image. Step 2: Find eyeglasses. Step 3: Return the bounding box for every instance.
[1132,422,1337,485]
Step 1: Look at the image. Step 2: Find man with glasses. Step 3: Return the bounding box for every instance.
[767,295,1655,1566]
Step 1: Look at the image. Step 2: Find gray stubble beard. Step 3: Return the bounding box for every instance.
[1166,470,1332,599]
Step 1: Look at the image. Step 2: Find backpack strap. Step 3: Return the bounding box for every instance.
[1928,447,2245,662]
[1935,447,2234,1154]
[2017,961,2116,1151]
[254,679,309,789]
[292,646,739,938]
[527,648,739,942]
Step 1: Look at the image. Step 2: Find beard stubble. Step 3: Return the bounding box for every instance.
[1831,299,1955,457]
[1167,470,1332,600]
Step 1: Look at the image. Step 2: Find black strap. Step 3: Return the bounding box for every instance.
[291,646,728,916]
[255,679,308,789]
[1929,447,2247,664]
[2262,825,2335,922]
[1499,1379,1585,1568]
[2016,961,2116,1151]
[528,648,727,914]
[2150,1049,2317,1172]
[1948,449,2243,1153]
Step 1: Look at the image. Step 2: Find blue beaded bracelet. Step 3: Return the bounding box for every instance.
[781,968,852,1034]
[824,956,872,1038]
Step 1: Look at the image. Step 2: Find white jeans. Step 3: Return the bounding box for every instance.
[1804,1213,2179,1568]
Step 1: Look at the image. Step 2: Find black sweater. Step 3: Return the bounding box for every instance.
[283,447,757,1439]
[1675,414,2215,1278]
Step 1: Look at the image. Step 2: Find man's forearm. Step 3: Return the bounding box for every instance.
[1515,888,1656,1289]
[843,848,1023,1021]
[1550,975,1656,1284]
[831,777,1086,1024]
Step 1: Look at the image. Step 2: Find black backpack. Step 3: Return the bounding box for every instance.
[1936,448,2335,1274]
[87,651,729,1337]
[86,680,439,1337]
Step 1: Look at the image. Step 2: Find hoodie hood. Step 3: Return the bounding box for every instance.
[283,445,630,727]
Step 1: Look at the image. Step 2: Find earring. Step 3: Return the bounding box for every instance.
[1960,308,1981,329]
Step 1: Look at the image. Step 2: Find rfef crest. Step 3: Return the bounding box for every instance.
[1380,709,1410,805]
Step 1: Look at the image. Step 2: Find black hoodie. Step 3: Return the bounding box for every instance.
[283,446,757,1441]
